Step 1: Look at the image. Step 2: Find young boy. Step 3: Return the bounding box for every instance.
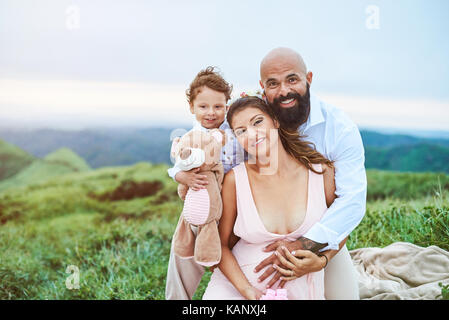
[165,66,245,300]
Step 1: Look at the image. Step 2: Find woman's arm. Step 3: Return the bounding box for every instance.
[217,170,263,300]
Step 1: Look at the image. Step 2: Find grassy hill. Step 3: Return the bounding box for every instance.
[367,169,449,200]
[44,148,91,172]
[0,147,91,192]
[0,128,174,168]
[365,143,449,174]
[0,160,447,299]
[0,139,35,181]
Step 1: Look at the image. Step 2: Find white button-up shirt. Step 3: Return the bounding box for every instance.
[299,94,367,251]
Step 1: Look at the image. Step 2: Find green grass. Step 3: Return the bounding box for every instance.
[438,283,449,300]
[0,138,35,181]
[0,147,91,192]
[44,147,91,172]
[0,163,448,299]
[367,169,449,201]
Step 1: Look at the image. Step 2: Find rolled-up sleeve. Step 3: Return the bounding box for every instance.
[303,125,367,251]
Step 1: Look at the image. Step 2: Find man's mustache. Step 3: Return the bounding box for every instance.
[273,92,302,105]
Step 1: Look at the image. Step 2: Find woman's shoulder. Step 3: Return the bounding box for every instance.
[224,162,247,188]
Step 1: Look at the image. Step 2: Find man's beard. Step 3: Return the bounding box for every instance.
[269,83,310,131]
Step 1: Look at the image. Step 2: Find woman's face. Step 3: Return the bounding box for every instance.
[231,106,279,159]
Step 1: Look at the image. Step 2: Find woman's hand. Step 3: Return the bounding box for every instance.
[274,246,327,286]
[241,286,264,300]
[175,168,209,191]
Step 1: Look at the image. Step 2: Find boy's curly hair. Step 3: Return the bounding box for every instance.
[186,66,233,105]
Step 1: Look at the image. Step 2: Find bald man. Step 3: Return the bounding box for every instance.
[254,47,365,299]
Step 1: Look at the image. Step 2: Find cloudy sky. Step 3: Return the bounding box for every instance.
[1,0,448,131]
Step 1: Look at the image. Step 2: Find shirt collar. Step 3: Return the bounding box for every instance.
[192,118,228,131]
[299,93,325,132]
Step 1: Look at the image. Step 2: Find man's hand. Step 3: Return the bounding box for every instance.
[254,237,327,288]
[274,246,328,287]
[175,168,209,191]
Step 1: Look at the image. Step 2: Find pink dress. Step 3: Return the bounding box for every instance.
[202,162,328,300]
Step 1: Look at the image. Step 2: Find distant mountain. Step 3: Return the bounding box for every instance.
[0,128,176,168]
[0,128,448,174]
[360,131,449,148]
[0,138,35,181]
[360,131,449,173]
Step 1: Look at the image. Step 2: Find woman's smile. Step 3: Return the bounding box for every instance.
[253,137,266,147]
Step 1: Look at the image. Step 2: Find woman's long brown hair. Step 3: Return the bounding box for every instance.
[227,96,334,174]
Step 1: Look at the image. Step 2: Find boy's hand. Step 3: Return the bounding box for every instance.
[175,168,209,191]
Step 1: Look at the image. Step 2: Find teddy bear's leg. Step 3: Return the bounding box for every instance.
[194,221,221,267]
[173,218,195,259]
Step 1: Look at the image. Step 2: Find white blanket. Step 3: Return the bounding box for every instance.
[349,242,449,300]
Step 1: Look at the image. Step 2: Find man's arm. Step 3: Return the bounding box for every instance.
[302,125,367,251]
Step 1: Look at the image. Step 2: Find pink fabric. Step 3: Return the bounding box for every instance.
[203,162,328,300]
[260,288,288,300]
[182,188,210,225]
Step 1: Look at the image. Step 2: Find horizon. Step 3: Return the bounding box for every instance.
[1,122,449,141]
[1,1,448,134]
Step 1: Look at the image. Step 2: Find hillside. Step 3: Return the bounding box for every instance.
[44,147,91,172]
[1,128,449,173]
[0,161,447,299]
[360,131,449,148]
[0,139,35,181]
[365,143,449,173]
[0,128,175,168]
[0,147,91,192]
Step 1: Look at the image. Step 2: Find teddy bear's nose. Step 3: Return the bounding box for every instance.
[180,148,192,160]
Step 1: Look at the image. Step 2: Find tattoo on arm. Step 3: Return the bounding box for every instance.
[297,237,327,253]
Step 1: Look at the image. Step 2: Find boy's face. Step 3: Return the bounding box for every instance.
[190,86,228,129]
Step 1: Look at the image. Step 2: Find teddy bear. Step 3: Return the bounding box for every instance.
[171,129,226,267]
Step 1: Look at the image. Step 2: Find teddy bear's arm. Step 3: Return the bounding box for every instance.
[212,163,225,191]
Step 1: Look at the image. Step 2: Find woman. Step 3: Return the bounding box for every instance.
[202,95,346,300]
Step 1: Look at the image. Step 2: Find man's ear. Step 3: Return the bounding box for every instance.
[259,80,264,90]
[306,71,313,86]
